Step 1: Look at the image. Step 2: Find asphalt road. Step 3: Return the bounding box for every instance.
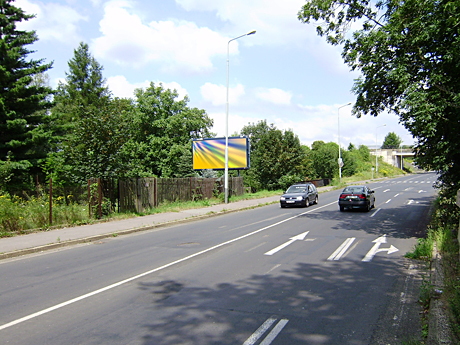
[0,173,437,344]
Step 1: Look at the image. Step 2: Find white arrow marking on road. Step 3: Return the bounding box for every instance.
[264,231,309,256]
[362,235,399,262]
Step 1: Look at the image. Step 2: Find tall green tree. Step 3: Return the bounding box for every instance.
[298,0,460,192]
[241,121,307,190]
[0,0,53,190]
[382,132,402,149]
[52,42,111,139]
[310,141,339,179]
[47,42,116,184]
[120,83,213,178]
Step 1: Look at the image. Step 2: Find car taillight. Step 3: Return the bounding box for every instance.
[358,194,366,199]
[340,194,350,199]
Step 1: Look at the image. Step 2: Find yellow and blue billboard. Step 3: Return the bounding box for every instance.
[192,137,250,170]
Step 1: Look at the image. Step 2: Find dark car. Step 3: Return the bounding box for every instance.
[338,185,375,212]
[280,182,318,208]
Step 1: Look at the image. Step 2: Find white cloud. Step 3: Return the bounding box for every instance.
[255,88,292,105]
[200,82,245,106]
[15,0,87,45]
[176,0,312,46]
[107,75,188,100]
[92,1,235,73]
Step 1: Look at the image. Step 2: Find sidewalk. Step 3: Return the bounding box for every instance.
[0,186,336,260]
[0,194,290,260]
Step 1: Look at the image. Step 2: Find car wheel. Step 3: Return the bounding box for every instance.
[305,198,310,207]
[314,195,318,204]
[366,202,371,212]
[339,206,344,212]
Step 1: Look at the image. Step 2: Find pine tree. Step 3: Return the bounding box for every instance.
[0,0,53,190]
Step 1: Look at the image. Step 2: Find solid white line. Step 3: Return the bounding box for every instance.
[259,319,289,345]
[0,201,338,332]
[327,238,355,261]
[243,317,277,345]
[370,208,382,218]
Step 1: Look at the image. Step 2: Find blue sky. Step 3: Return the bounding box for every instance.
[15,0,415,148]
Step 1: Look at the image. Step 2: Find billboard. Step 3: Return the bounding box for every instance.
[192,137,250,170]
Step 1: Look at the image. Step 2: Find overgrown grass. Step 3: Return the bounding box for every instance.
[405,190,460,342]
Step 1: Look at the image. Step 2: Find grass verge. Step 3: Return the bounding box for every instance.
[405,189,460,343]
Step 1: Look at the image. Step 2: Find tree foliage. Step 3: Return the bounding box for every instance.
[299,0,460,191]
[120,83,214,178]
[0,0,53,190]
[298,0,460,191]
[382,132,402,149]
[240,121,309,190]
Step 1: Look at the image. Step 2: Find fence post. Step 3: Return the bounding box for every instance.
[154,177,157,207]
[457,190,460,261]
[49,178,52,225]
[88,179,92,218]
[98,178,102,219]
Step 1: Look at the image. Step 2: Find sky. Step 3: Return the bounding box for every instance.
[14,0,415,149]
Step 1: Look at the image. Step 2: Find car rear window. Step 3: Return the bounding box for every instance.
[343,187,365,194]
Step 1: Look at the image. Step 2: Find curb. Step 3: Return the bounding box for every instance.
[428,248,454,344]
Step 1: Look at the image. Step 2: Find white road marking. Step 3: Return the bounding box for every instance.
[383,189,390,193]
[362,235,399,262]
[327,238,356,261]
[264,231,309,256]
[370,208,382,217]
[260,319,289,345]
[0,201,338,332]
[265,264,281,274]
[243,317,277,345]
[394,193,400,197]
[386,199,392,203]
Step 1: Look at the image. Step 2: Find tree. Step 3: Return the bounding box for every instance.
[251,126,306,190]
[120,83,214,178]
[310,141,339,179]
[298,0,460,192]
[48,42,115,184]
[0,0,53,190]
[382,132,402,149]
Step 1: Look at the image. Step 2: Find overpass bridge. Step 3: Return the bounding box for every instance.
[370,149,414,169]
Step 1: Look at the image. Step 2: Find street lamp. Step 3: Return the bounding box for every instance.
[338,102,351,183]
[375,124,386,177]
[225,30,256,204]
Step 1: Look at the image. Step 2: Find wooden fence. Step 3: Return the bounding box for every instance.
[119,177,244,213]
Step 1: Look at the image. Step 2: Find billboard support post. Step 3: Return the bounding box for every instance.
[225,30,256,204]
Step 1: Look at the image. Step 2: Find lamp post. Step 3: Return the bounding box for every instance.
[338,102,351,183]
[375,124,386,177]
[225,30,256,204]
